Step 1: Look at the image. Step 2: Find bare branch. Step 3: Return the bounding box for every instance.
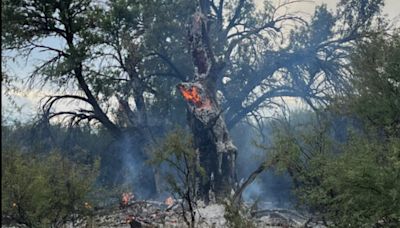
[27,41,68,57]
[227,88,301,129]
[48,111,98,126]
[226,0,245,32]
[42,95,91,116]
[151,52,187,81]
[27,54,64,89]
[233,157,277,205]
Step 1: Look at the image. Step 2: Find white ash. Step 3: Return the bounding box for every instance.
[2,200,327,228]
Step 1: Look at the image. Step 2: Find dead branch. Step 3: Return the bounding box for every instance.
[233,157,277,206]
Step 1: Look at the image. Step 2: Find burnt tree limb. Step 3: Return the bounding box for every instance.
[178,2,238,203]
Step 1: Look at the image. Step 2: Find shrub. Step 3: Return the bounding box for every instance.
[1,149,99,227]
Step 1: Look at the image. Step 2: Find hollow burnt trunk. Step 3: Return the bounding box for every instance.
[177,9,238,202]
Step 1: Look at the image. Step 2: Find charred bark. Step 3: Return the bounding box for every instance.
[178,4,238,202]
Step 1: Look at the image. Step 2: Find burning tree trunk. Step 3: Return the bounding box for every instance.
[178,7,237,202]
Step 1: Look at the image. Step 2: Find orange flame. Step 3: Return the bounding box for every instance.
[179,85,211,109]
[122,192,134,206]
[165,196,174,207]
[179,86,202,106]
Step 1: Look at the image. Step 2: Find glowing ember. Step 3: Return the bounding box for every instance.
[122,192,134,206]
[165,196,174,207]
[84,202,92,209]
[125,215,134,224]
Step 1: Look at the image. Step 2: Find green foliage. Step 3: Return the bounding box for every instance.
[339,31,400,136]
[267,32,400,226]
[321,137,400,227]
[268,115,400,227]
[149,127,201,227]
[1,149,99,227]
[150,127,204,183]
[150,127,205,193]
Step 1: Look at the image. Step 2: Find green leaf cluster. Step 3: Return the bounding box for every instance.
[149,127,204,191]
[1,148,99,227]
[267,31,400,227]
[343,31,400,136]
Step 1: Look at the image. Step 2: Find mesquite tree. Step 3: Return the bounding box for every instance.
[2,0,160,198]
[172,0,384,201]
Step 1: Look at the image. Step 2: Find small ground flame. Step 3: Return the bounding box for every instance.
[84,202,92,209]
[165,196,174,207]
[12,202,17,208]
[121,192,134,206]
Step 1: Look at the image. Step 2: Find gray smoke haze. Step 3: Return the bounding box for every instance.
[231,122,295,209]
